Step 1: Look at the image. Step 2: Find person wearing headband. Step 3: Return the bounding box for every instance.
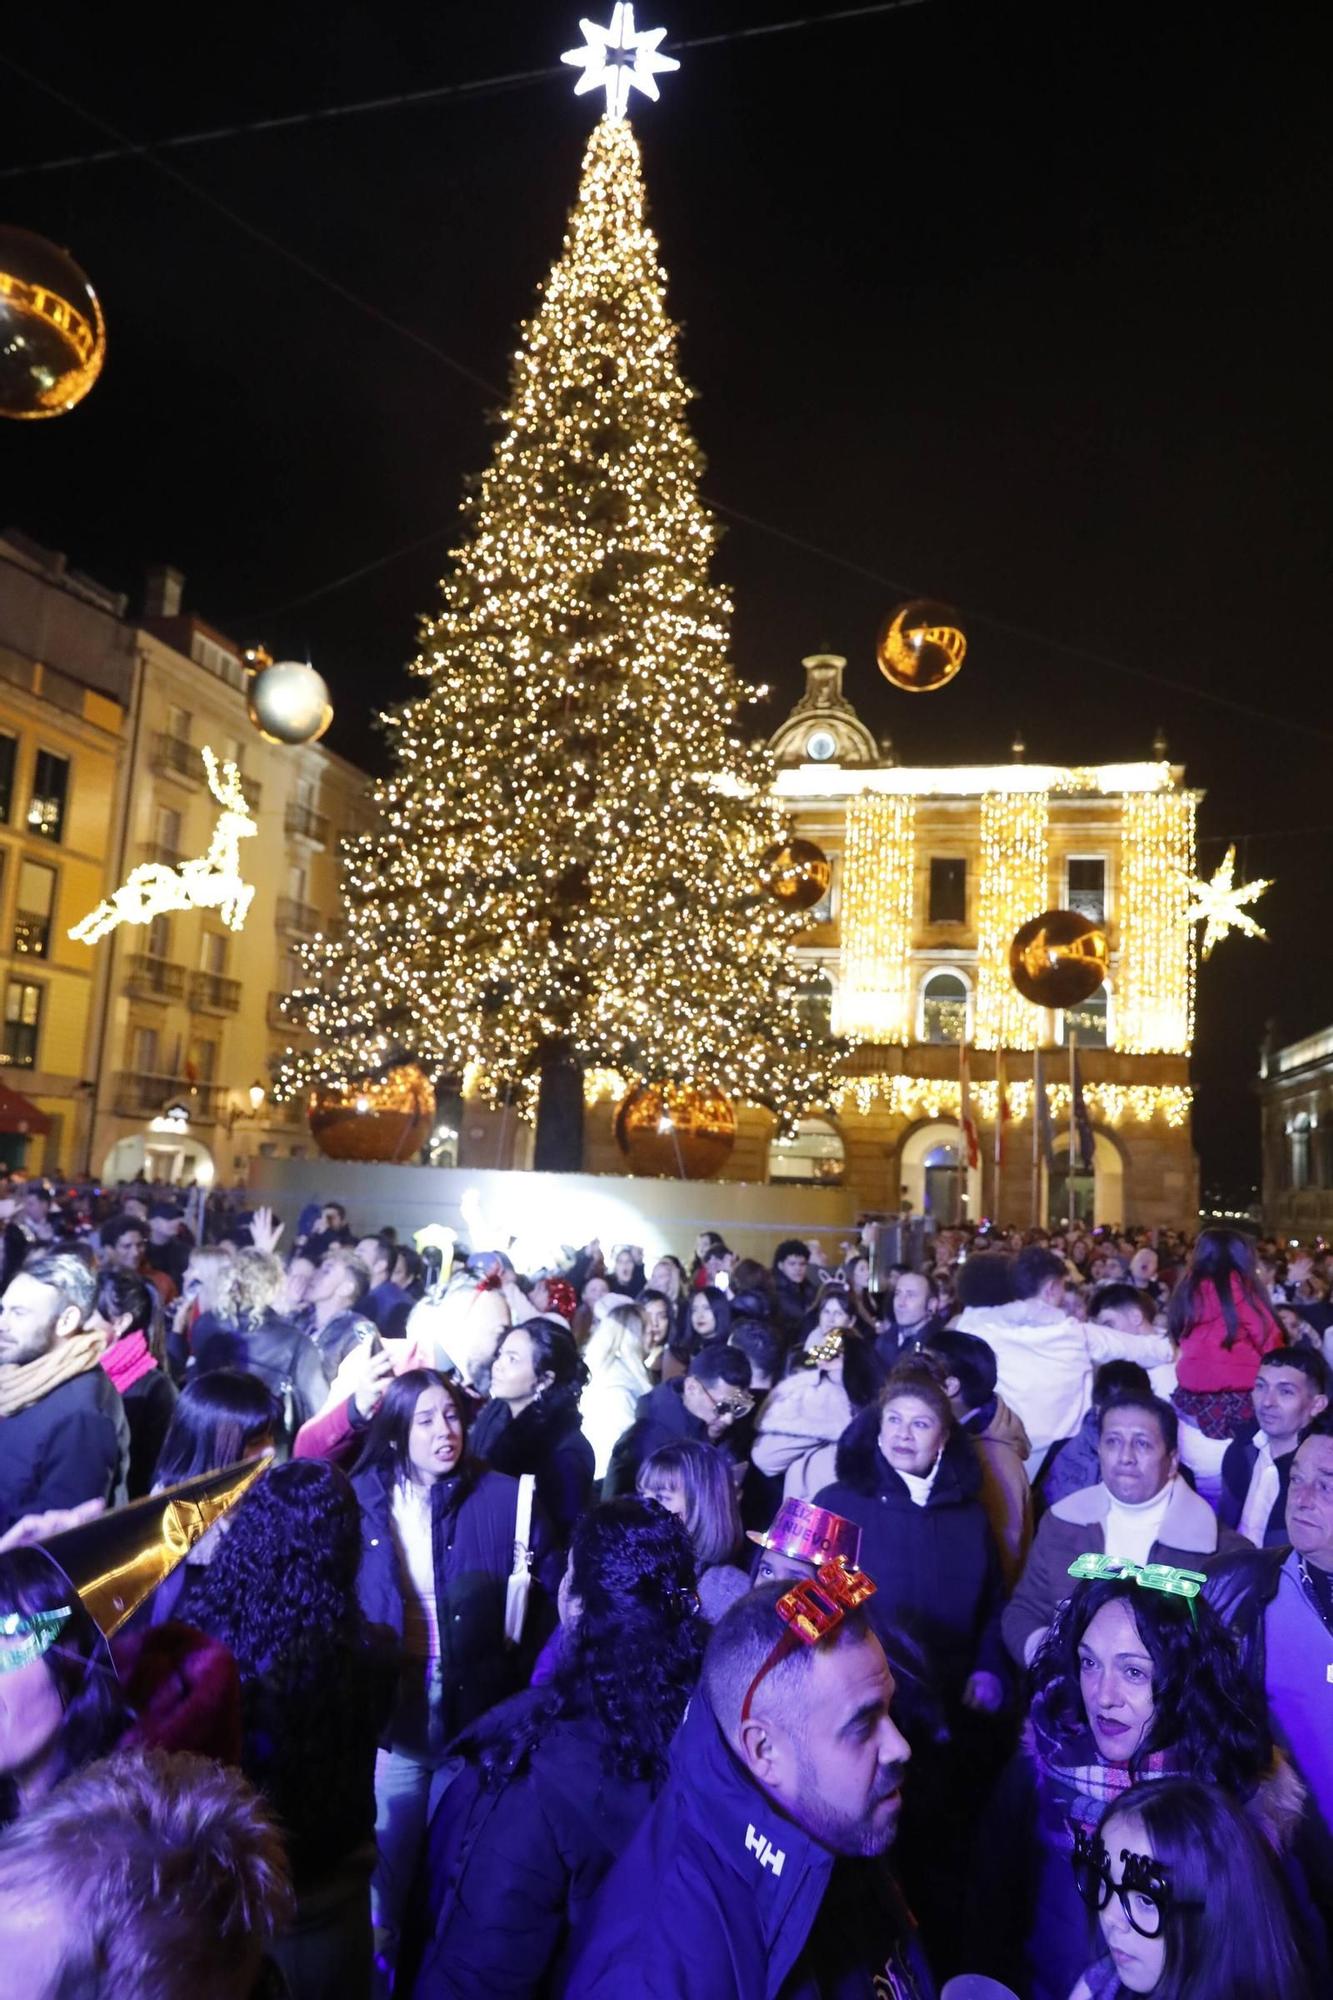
[751,1310,881,1503]
[971,1568,1309,2000]
[1069,1778,1313,1998]
[564,1563,931,1999]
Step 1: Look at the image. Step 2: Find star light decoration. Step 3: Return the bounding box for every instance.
[1184,844,1273,960]
[561,5,680,120]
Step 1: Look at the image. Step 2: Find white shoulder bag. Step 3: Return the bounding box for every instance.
[504,1472,536,1645]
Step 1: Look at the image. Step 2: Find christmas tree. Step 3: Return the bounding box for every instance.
[277,109,835,1167]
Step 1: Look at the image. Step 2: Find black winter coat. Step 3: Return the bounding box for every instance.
[405,1689,656,1999]
[350,1458,561,1742]
[0,1365,130,1535]
[122,1365,179,1499]
[193,1310,327,1450]
[601,1377,709,1498]
[468,1388,595,1547]
[815,1410,1007,1707]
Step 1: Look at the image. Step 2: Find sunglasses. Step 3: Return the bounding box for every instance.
[741,1557,877,1722]
[1072,1828,1199,1939]
[698,1382,754,1422]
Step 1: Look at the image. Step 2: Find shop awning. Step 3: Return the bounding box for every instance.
[0,1082,53,1136]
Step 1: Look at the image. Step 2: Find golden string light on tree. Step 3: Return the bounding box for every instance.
[273,75,836,1156]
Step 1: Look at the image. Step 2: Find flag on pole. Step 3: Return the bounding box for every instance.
[1070,1034,1096,1171]
[995,1048,1012,1170]
[959,1032,980,1172]
[1034,1046,1056,1171]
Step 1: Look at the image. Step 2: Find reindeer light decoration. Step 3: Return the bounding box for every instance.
[70,748,258,946]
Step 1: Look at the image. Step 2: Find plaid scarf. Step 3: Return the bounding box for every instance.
[1029,1686,1187,1846]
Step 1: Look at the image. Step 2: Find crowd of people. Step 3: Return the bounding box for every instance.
[1,1172,1332,1998]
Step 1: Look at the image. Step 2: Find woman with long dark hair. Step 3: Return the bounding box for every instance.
[349,1368,560,1976]
[145,1370,277,1625]
[470,1318,595,1543]
[1069,1778,1313,1999]
[188,1457,386,1999]
[974,1573,1310,2000]
[1169,1228,1283,1505]
[662,1284,733,1380]
[404,1498,707,1998]
[0,1547,125,1828]
[91,1268,177,1499]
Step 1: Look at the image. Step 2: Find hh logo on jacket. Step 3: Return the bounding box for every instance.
[745,1823,786,1876]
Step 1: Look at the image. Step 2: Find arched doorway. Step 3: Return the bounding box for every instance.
[102,1131,216,1188]
[900,1120,982,1225]
[769,1115,846,1186]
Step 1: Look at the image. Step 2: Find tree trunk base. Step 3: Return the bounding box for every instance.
[534,1039,585,1173]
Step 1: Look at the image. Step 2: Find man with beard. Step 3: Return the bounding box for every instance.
[565,1577,934,1997]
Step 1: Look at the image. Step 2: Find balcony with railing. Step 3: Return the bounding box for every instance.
[125,954,187,1002]
[188,971,242,1015]
[150,733,202,785]
[113,1073,222,1120]
[276,897,321,936]
[284,800,329,846]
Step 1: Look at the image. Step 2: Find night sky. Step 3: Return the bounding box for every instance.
[4,1,1330,1200]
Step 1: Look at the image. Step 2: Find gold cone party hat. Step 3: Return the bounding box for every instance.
[39,1454,272,1637]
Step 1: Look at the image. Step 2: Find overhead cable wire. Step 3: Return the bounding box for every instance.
[0,3,932,177]
[4,34,1328,751]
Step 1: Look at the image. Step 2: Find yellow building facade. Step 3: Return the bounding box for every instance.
[573,654,1202,1227]
[0,545,126,1169]
[0,535,374,1185]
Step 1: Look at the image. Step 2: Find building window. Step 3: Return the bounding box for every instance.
[0,735,16,823]
[166,706,192,743]
[770,1117,845,1185]
[928,857,967,925]
[1290,1114,1312,1191]
[147,913,172,961]
[132,1025,160,1075]
[808,857,836,927]
[795,969,833,1037]
[154,804,183,862]
[1062,985,1109,1049]
[2,980,44,1068]
[189,1039,218,1083]
[200,931,228,975]
[12,860,56,959]
[922,971,969,1044]
[28,750,69,843]
[1067,857,1106,922]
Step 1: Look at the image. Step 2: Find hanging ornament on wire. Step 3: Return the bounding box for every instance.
[244,647,334,746]
[0,226,106,421]
[876,600,967,693]
[759,838,832,912]
[308,1064,436,1162]
[1009,909,1109,1008]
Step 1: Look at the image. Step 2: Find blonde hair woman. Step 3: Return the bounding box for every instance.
[581,1301,652,1479]
[192,1248,327,1450]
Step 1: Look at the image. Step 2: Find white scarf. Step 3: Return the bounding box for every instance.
[898,1452,943,1508]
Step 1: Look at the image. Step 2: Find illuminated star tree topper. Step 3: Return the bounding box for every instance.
[562,5,680,120]
[1185,844,1273,960]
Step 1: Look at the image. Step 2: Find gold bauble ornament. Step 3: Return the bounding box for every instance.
[614,1082,737,1180]
[308,1064,435,1162]
[760,838,832,912]
[1009,909,1109,1009]
[876,600,967,693]
[246,658,333,747]
[0,226,105,421]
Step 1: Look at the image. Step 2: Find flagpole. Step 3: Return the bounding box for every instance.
[1068,1025,1078,1226]
[1032,1045,1043,1227]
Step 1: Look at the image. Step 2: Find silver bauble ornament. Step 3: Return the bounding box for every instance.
[246,659,333,747]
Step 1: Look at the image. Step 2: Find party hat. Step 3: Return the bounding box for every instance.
[40,1455,272,1637]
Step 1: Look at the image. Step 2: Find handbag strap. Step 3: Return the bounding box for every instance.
[513,1472,535,1561]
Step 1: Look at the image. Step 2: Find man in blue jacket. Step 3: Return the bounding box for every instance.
[565,1580,935,1998]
